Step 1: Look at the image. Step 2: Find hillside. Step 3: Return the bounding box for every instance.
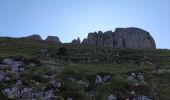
[0,37,170,100]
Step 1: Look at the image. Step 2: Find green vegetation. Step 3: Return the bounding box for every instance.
[0,37,170,99]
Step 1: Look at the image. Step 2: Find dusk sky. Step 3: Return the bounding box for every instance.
[0,0,170,48]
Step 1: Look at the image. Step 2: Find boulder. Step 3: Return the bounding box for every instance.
[82,27,156,49]
[95,75,103,84]
[108,94,117,100]
[128,72,146,82]
[95,74,111,84]
[46,36,61,43]
[2,58,15,65]
[0,71,6,81]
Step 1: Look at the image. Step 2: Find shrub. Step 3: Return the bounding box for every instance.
[59,47,67,56]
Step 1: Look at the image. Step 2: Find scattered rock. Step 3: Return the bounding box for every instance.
[95,74,111,84]
[108,94,117,100]
[128,72,146,82]
[50,80,62,88]
[137,95,151,100]
[28,63,37,67]
[76,80,88,87]
[67,97,73,100]
[0,71,6,81]
[39,48,48,54]
[145,61,153,65]
[95,75,103,84]
[3,87,19,98]
[69,77,76,83]
[0,64,8,68]
[86,92,95,99]
[2,58,15,65]
[21,87,33,98]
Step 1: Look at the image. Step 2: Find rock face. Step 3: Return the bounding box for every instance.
[45,36,61,43]
[82,28,156,49]
[71,37,81,44]
[27,34,42,40]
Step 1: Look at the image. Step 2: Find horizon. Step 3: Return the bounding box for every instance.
[0,0,170,49]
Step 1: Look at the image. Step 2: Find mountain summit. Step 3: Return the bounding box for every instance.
[82,27,156,49]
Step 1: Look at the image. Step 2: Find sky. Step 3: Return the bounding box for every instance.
[0,0,170,49]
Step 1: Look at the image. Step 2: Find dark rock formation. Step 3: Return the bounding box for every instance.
[71,37,81,44]
[45,36,61,43]
[27,34,42,40]
[82,27,156,49]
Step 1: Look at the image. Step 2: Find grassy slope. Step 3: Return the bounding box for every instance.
[0,37,170,99]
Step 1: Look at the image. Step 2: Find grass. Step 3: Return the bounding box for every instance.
[0,37,170,99]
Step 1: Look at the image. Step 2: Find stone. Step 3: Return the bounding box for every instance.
[145,61,153,65]
[72,37,81,44]
[21,87,33,98]
[130,91,135,95]
[69,77,76,83]
[77,80,88,87]
[27,34,42,40]
[50,80,62,88]
[29,63,37,67]
[137,74,145,81]
[13,61,24,67]
[103,75,111,82]
[128,72,146,82]
[128,76,135,81]
[11,67,19,73]
[82,27,156,49]
[2,58,15,65]
[67,97,73,100]
[139,62,145,66]
[39,48,48,54]
[82,38,88,45]
[46,36,61,43]
[0,71,6,81]
[15,80,22,85]
[108,94,117,100]
[136,95,151,100]
[0,64,8,68]
[86,91,95,98]
[95,75,103,84]
[6,87,20,98]
[5,77,11,81]
[45,90,54,99]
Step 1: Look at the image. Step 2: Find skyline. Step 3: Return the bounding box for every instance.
[0,0,170,48]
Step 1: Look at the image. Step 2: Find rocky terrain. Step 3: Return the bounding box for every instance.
[46,36,61,43]
[0,28,169,100]
[23,27,156,49]
[82,28,156,49]
[26,34,42,40]
[71,37,81,45]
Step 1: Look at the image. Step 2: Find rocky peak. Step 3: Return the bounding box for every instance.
[45,36,61,43]
[27,34,42,40]
[72,37,81,44]
[82,27,156,49]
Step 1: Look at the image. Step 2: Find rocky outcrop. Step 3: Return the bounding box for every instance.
[27,34,42,40]
[82,27,156,49]
[71,37,81,44]
[45,36,61,43]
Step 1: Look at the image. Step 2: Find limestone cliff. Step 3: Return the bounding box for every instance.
[82,27,156,49]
